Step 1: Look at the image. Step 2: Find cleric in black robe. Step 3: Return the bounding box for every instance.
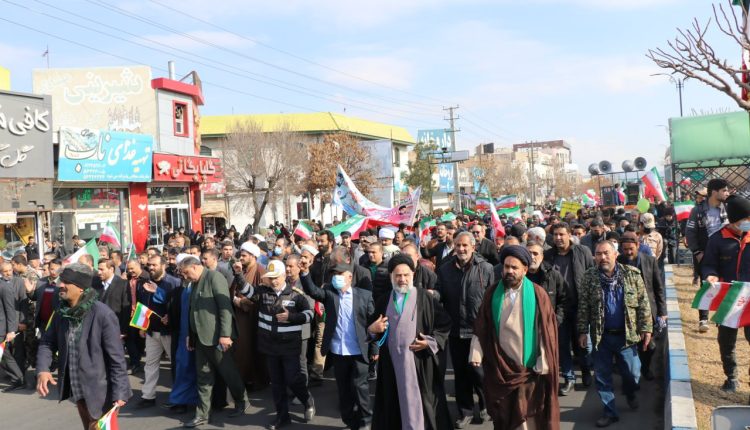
[368,254,453,430]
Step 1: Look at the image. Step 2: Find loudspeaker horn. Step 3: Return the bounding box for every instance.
[622,160,634,172]
[588,163,600,175]
[599,160,612,173]
[634,157,647,170]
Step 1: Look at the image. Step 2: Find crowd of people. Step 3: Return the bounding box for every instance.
[0,177,747,429]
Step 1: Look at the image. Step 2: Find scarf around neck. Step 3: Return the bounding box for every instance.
[59,287,99,324]
[492,276,537,368]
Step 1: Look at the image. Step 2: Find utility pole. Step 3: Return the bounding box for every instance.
[527,141,537,206]
[444,105,461,212]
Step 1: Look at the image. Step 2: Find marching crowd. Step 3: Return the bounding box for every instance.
[0,177,748,429]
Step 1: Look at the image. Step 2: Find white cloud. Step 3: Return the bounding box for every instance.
[140,30,254,51]
[323,56,416,90]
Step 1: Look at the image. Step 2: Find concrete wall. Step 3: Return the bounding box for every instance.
[156,91,194,155]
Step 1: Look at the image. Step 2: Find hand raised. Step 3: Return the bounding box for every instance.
[368,314,388,335]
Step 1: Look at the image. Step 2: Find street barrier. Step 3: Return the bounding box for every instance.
[663,264,699,429]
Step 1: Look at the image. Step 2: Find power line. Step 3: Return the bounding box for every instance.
[87,0,443,112]
[146,0,449,108]
[5,0,440,127]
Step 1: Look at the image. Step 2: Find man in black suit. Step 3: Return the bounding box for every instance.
[618,232,667,380]
[27,259,61,337]
[36,262,132,429]
[94,259,133,367]
[420,222,456,269]
[299,260,376,430]
[470,222,500,266]
[0,262,25,391]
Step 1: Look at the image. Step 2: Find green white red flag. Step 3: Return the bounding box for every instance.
[129,302,154,330]
[496,205,522,220]
[63,238,100,267]
[711,281,750,328]
[488,194,504,234]
[674,201,695,222]
[641,167,668,203]
[0,340,5,361]
[293,221,315,240]
[328,215,369,239]
[96,404,120,430]
[419,218,437,243]
[99,222,121,248]
[691,281,731,311]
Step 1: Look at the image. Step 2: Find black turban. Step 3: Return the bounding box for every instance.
[500,245,532,267]
[387,253,415,273]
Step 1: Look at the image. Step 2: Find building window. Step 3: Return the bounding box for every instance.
[199,145,212,156]
[393,147,401,166]
[173,101,189,137]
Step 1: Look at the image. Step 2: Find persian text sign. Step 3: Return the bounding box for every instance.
[152,153,223,184]
[0,91,53,178]
[58,127,153,182]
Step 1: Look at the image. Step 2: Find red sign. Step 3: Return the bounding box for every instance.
[152,153,223,186]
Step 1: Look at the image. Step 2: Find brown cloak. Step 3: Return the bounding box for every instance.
[230,262,269,388]
[474,282,560,430]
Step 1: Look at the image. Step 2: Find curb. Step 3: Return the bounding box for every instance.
[664,264,698,429]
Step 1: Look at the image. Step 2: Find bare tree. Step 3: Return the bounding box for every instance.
[647,1,750,110]
[474,155,528,198]
[221,119,307,231]
[305,132,378,214]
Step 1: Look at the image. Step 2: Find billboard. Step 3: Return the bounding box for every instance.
[417,129,454,193]
[0,90,54,178]
[32,65,157,136]
[359,139,393,207]
[58,127,153,182]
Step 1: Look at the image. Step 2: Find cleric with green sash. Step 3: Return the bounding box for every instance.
[470,245,560,430]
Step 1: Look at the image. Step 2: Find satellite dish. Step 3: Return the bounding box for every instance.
[588,163,600,175]
[599,160,612,173]
[622,160,634,172]
[634,157,648,170]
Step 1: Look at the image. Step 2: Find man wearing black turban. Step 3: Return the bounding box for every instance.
[367,253,453,429]
[470,245,561,429]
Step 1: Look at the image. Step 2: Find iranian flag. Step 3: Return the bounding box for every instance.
[124,243,137,262]
[691,281,732,311]
[419,218,437,243]
[0,340,5,361]
[463,207,477,216]
[129,302,154,330]
[488,195,504,235]
[495,194,517,209]
[293,221,315,240]
[674,201,695,222]
[641,167,668,203]
[96,404,120,430]
[63,238,100,268]
[329,215,369,239]
[497,205,522,220]
[711,281,750,328]
[99,222,121,248]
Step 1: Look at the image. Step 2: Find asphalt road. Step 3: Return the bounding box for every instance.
[0,357,662,429]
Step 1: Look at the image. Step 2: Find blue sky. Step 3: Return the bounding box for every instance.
[0,0,743,172]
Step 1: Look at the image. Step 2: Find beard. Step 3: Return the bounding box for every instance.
[392,282,411,295]
[503,273,521,288]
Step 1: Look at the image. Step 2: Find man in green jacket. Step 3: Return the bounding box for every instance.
[181,256,248,428]
[577,241,652,428]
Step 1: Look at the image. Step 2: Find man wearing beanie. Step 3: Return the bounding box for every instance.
[367,253,453,430]
[686,178,730,332]
[36,262,132,429]
[470,245,560,429]
[701,194,750,394]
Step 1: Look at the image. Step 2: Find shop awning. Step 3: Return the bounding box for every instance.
[669,111,750,166]
[201,198,227,219]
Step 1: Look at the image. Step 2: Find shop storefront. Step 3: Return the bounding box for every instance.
[0,90,54,253]
[56,127,153,251]
[51,186,131,249]
[130,152,222,248]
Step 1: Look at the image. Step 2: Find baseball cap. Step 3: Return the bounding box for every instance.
[261,260,286,278]
[640,213,656,229]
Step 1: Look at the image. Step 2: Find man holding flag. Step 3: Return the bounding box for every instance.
[700,194,750,393]
[36,262,132,430]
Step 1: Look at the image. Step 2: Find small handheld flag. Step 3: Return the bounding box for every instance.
[293,221,314,240]
[0,340,5,361]
[99,222,122,249]
[96,404,120,430]
[129,303,156,330]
